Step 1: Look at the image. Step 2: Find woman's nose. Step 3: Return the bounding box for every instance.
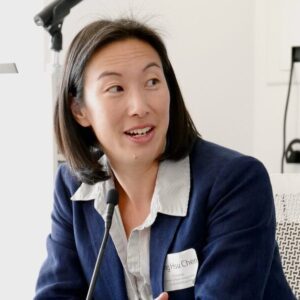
[127,89,149,118]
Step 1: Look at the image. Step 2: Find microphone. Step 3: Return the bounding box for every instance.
[86,189,119,300]
[34,0,83,28]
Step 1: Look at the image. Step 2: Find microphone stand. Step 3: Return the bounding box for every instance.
[33,0,83,174]
[40,17,63,174]
[51,50,62,173]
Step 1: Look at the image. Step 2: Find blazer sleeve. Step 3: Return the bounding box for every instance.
[194,156,277,299]
[34,165,88,299]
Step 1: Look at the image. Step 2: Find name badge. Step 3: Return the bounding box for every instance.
[164,248,199,292]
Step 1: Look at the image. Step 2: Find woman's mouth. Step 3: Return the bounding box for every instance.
[124,126,155,143]
[125,126,153,137]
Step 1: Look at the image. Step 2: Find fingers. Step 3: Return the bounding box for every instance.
[154,292,169,300]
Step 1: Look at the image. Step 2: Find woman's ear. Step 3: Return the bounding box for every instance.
[70,98,91,127]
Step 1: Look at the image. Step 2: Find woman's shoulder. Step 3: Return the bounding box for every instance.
[191,138,244,161]
[54,163,82,196]
[190,138,267,179]
[189,139,273,220]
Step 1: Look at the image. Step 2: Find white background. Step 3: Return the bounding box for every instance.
[1,0,300,298]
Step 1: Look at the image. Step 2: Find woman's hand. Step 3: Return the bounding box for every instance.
[154,292,169,300]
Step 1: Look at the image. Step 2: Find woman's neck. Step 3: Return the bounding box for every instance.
[109,160,159,237]
[110,160,159,207]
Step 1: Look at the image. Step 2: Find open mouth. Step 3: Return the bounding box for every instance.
[125,126,154,137]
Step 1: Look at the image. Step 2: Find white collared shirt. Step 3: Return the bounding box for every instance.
[71,156,190,300]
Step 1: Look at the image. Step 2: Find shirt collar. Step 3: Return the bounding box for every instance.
[70,155,190,217]
[151,156,190,217]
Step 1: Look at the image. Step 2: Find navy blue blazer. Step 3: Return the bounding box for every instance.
[35,139,296,299]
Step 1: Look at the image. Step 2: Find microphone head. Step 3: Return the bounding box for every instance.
[106,189,119,206]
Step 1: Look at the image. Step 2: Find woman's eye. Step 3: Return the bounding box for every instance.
[107,85,123,93]
[146,78,159,87]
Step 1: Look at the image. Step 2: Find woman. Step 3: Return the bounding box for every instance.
[35,19,295,299]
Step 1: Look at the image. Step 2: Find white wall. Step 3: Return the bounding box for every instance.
[0,1,53,299]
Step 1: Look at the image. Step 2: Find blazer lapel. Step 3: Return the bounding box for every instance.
[150,214,183,297]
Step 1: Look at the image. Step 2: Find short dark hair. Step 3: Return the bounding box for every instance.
[55,18,200,184]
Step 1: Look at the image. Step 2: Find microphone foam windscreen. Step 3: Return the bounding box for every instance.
[106,189,119,206]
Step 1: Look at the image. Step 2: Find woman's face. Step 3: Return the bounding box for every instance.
[72,38,170,168]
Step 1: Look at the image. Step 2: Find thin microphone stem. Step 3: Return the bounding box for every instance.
[86,225,111,300]
[85,189,118,300]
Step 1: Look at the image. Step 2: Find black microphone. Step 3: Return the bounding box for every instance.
[86,189,119,300]
[34,0,83,28]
